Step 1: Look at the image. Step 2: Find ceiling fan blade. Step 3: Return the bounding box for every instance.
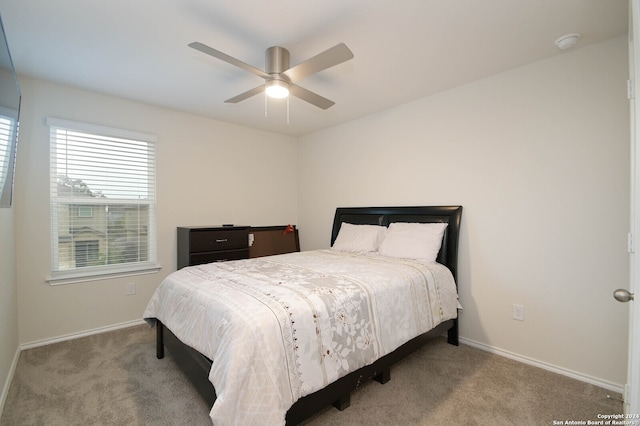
[289,84,335,110]
[224,85,265,104]
[283,43,354,83]
[189,42,270,79]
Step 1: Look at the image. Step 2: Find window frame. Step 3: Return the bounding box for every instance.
[47,117,160,285]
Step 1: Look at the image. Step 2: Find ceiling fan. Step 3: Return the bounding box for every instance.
[188,41,354,110]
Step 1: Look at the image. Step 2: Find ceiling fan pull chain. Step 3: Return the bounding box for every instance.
[287,97,290,124]
[264,92,268,118]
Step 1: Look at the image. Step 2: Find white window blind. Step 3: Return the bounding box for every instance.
[0,113,18,205]
[48,118,159,284]
[0,116,13,193]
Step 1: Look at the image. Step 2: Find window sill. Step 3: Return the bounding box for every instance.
[47,263,162,285]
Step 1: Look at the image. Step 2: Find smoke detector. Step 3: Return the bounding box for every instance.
[555,33,581,50]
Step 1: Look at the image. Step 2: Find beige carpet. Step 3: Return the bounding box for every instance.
[0,325,622,425]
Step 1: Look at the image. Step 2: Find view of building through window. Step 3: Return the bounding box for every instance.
[49,120,156,275]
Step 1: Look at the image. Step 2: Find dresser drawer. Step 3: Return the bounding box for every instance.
[190,249,250,266]
[178,226,250,269]
[189,229,249,253]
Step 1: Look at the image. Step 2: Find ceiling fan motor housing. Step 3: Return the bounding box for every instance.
[266,46,291,80]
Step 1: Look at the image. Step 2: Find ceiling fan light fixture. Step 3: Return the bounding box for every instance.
[265,79,290,99]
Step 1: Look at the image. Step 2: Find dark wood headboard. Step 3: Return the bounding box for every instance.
[331,206,463,279]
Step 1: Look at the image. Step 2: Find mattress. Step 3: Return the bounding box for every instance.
[144,249,458,425]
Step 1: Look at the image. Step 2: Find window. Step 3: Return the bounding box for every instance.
[0,111,18,207]
[0,116,14,194]
[77,206,93,218]
[75,240,99,268]
[0,15,21,208]
[48,118,159,284]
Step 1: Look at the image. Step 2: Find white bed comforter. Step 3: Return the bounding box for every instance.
[143,249,458,426]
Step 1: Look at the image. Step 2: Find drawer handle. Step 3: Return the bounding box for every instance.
[215,238,228,243]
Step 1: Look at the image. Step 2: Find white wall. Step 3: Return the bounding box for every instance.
[298,37,630,388]
[14,77,298,344]
[0,207,17,411]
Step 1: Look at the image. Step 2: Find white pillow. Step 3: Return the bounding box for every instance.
[332,223,387,253]
[378,222,448,262]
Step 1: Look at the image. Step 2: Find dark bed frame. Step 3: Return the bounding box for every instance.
[154,205,463,425]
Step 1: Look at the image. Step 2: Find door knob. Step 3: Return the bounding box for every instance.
[613,289,635,303]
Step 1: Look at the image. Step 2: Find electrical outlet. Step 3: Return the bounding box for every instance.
[127,282,136,296]
[512,304,524,321]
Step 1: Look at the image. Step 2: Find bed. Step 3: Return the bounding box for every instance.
[144,205,463,425]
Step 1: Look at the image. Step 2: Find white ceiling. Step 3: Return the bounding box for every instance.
[0,0,629,137]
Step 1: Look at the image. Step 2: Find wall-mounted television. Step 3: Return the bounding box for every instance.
[0,12,20,208]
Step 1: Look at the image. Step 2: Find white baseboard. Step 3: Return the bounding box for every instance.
[0,346,20,418]
[20,319,146,351]
[459,336,624,395]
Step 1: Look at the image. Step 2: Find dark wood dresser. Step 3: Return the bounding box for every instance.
[248,225,300,258]
[177,226,250,269]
